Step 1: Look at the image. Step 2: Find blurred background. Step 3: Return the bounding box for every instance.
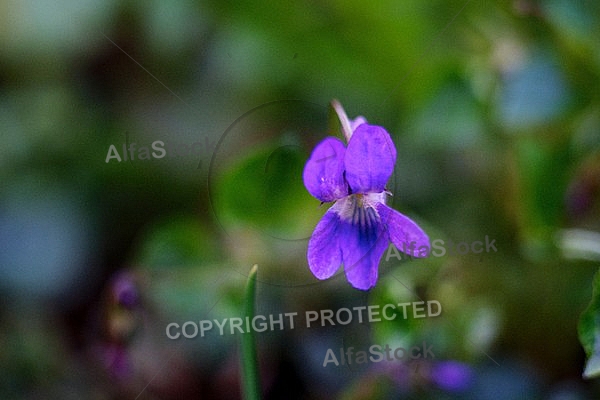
[1,0,600,398]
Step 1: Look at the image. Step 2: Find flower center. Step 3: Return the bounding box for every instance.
[334,192,387,228]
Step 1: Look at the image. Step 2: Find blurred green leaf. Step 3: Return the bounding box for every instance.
[515,136,572,259]
[579,268,600,378]
[136,216,221,269]
[240,265,261,400]
[215,143,320,236]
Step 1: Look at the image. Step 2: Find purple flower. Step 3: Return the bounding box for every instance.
[431,361,474,392]
[303,101,429,290]
[111,271,139,309]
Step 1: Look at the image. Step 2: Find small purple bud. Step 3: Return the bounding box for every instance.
[431,361,474,392]
[111,272,139,309]
[101,343,131,379]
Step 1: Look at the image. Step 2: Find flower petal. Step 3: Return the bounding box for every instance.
[336,199,388,290]
[344,124,397,194]
[377,203,429,257]
[303,137,348,202]
[307,208,342,280]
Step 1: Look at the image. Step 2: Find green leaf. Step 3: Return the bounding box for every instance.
[579,268,600,378]
[514,136,572,260]
[240,265,261,400]
[215,143,319,236]
[135,216,220,269]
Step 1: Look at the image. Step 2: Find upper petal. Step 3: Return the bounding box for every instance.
[307,208,342,280]
[303,137,348,202]
[344,124,397,194]
[377,203,429,257]
[335,198,389,290]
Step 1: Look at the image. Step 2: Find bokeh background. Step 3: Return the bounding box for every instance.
[1,0,600,398]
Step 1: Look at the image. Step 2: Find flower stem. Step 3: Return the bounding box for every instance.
[331,99,353,142]
[241,264,261,400]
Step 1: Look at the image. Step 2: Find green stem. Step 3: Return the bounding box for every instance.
[241,265,261,400]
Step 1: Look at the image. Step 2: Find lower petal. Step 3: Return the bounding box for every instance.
[338,205,388,290]
[377,204,430,257]
[307,208,342,279]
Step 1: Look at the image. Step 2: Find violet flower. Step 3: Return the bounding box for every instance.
[303,101,429,290]
[431,361,474,392]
